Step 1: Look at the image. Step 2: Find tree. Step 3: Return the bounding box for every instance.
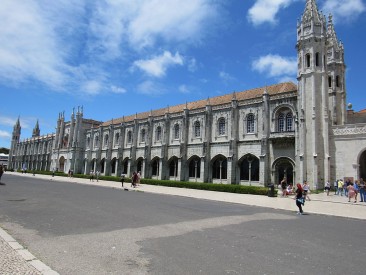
[0,148,9,154]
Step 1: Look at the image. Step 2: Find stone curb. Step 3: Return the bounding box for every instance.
[0,227,59,275]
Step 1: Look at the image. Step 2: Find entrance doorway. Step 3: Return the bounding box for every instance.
[273,158,294,185]
[359,150,366,180]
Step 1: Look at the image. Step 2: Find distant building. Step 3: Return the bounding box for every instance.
[0,153,9,169]
[8,0,366,188]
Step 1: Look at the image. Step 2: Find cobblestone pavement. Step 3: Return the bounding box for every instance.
[0,233,41,275]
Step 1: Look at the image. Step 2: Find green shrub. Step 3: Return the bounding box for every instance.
[18,170,275,196]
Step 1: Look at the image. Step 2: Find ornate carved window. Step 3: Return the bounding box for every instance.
[114,133,119,147]
[286,113,293,131]
[127,131,132,144]
[104,134,109,147]
[140,129,146,142]
[94,135,99,148]
[218,117,225,136]
[174,124,180,140]
[278,113,285,132]
[194,121,201,138]
[156,126,162,141]
[306,53,311,68]
[246,113,255,133]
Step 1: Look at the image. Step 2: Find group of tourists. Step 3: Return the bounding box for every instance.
[119,171,141,188]
[89,170,101,182]
[333,178,366,203]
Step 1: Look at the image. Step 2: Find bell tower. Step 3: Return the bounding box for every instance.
[32,120,40,137]
[296,0,330,188]
[326,14,346,125]
[8,117,21,170]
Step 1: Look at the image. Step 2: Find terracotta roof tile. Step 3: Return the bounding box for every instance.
[101,82,297,127]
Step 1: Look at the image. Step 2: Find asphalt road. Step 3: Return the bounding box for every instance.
[0,174,365,275]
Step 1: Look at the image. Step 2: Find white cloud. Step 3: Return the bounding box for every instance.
[133,51,184,78]
[110,85,127,94]
[137,80,164,95]
[81,80,103,95]
[219,71,235,82]
[188,58,198,72]
[252,54,297,79]
[0,130,11,139]
[179,85,190,94]
[322,0,366,22]
[126,0,219,48]
[247,0,294,26]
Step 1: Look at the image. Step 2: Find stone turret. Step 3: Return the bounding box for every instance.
[8,117,21,169]
[32,120,40,138]
[326,14,346,125]
[296,0,330,189]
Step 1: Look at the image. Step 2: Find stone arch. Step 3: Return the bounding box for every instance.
[357,148,366,180]
[151,157,160,177]
[121,157,129,174]
[238,154,260,182]
[168,156,179,178]
[211,154,227,181]
[100,158,105,174]
[136,157,144,175]
[272,157,295,186]
[110,157,117,174]
[187,155,201,180]
[59,156,65,172]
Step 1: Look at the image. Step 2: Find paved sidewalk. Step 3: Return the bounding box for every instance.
[1,172,365,274]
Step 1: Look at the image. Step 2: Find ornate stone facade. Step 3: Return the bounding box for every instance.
[8,0,366,188]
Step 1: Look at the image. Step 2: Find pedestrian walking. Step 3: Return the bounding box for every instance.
[294,183,305,215]
[52,167,55,177]
[302,181,311,201]
[359,178,365,202]
[337,179,343,196]
[89,170,94,182]
[0,165,4,185]
[137,171,141,186]
[96,170,100,182]
[324,180,331,196]
[347,183,356,203]
[333,180,338,195]
[120,173,125,187]
[353,180,359,202]
[131,171,137,188]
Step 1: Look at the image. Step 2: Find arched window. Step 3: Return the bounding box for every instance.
[194,121,201,138]
[336,75,340,87]
[87,137,90,148]
[94,135,99,148]
[240,155,260,181]
[169,157,178,177]
[218,117,225,135]
[174,124,180,139]
[212,157,227,180]
[104,134,109,147]
[286,113,293,131]
[189,157,201,178]
[140,129,146,142]
[315,52,319,66]
[156,126,162,141]
[328,76,332,88]
[247,113,255,133]
[127,131,132,144]
[114,133,119,147]
[278,113,285,132]
[306,53,311,68]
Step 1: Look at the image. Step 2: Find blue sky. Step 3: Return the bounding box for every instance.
[0,0,365,149]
